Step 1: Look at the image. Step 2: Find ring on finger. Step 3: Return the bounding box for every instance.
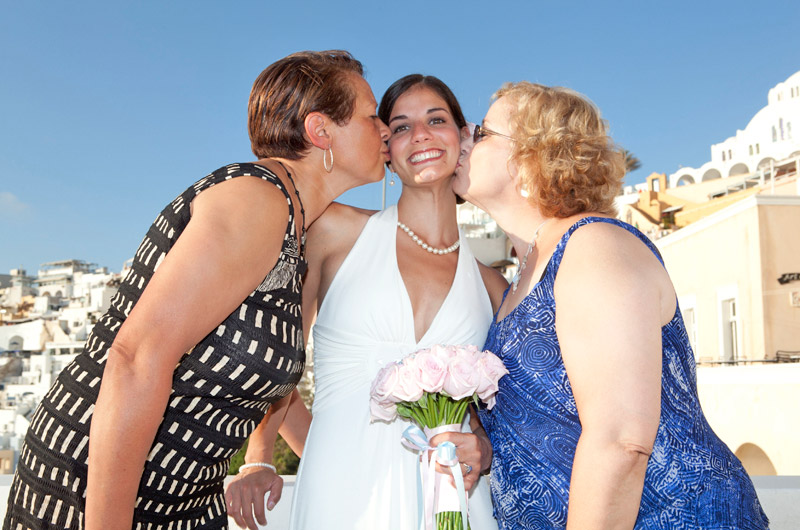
[461,462,472,474]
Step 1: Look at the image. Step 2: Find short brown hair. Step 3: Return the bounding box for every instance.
[248,50,364,160]
[496,82,624,217]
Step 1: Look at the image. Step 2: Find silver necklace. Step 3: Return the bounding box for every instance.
[511,219,550,292]
[397,222,460,255]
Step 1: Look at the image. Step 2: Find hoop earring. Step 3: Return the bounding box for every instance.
[323,147,334,173]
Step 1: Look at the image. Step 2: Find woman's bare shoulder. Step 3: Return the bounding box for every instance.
[310,202,376,231]
[560,220,661,279]
[306,202,378,260]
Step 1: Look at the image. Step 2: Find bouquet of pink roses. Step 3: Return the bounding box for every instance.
[369,344,507,530]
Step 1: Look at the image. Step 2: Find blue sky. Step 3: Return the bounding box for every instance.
[2,1,799,274]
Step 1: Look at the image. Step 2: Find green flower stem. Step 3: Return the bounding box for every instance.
[435,510,469,530]
[424,395,431,425]
[456,399,469,424]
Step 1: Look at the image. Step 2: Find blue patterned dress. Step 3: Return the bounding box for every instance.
[478,217,769,530]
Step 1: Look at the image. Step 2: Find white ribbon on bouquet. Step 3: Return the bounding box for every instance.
[401,424,469,530]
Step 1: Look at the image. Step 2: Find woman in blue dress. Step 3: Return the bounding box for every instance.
[447,82,769,529]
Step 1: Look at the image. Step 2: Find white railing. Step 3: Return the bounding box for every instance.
[0,474,797,529]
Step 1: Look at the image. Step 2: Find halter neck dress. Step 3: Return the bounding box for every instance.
[288,205,498,530]
[478,216,768,530]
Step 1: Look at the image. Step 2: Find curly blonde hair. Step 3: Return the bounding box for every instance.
[495,82,624,217]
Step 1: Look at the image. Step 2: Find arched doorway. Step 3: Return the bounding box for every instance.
[7,336,23,351]
[735,443,777,476]
[677,174,695,186]
[757,157,776,170]
[702,168,722,182]
[728,163,749,176]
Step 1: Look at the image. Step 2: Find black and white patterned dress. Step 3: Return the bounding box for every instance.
[4,163,307,530]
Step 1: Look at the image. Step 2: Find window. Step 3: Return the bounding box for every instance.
[717,286,740,362]
[772,126,777,142]
[749,145,753,155]
[721,298,739,362]
[722,151,726,161]
[780,118,784,140]
[756,143,760,154]
[788,122,792,140]
[728,149,732,159]
[682,307,698,360]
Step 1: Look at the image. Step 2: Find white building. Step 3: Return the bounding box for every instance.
[28,260,117,321]
[670,71,800,187]
[457,202,514,280]
[0,270,35,309]
[0,259,121,472]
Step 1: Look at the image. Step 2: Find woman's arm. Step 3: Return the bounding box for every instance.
[555,223,672,530]
[85,177,291,530]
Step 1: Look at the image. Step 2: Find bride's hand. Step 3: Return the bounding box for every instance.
[429,431,492,491]
[225,466,283,530]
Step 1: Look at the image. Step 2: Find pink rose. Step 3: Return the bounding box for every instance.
[371,363,401,403]
[476,351,508,402]
[462,344,483,363]
[431,344,457,362]
[370,397,397,422]
[414,349,447,393]
[401,353,420,370]
[394,362,424,402]
[443,356,482,400]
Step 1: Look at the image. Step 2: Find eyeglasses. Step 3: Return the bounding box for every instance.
[473,124,516,144]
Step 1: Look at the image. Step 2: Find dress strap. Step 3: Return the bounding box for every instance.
[275,161,306,252]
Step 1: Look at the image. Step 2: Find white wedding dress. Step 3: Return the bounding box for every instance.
[288,205,498,530]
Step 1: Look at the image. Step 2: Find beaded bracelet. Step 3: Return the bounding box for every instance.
[239,462,277,474]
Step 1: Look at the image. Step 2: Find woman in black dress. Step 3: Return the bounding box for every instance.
[4,50,390,530]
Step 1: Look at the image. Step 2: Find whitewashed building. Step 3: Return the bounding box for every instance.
[0,259,121,472]
[457,202,514,280]
[669,71,800,187]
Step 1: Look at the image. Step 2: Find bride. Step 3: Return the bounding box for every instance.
[226,74,507,530]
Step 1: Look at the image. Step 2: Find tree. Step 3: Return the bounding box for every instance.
[622,149,641,174]
[228,436,300,475]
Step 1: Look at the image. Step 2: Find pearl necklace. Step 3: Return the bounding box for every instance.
[397,222,460,255]
[511,219,550,292]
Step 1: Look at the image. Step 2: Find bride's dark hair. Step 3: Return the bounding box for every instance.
[378,74,467,132]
